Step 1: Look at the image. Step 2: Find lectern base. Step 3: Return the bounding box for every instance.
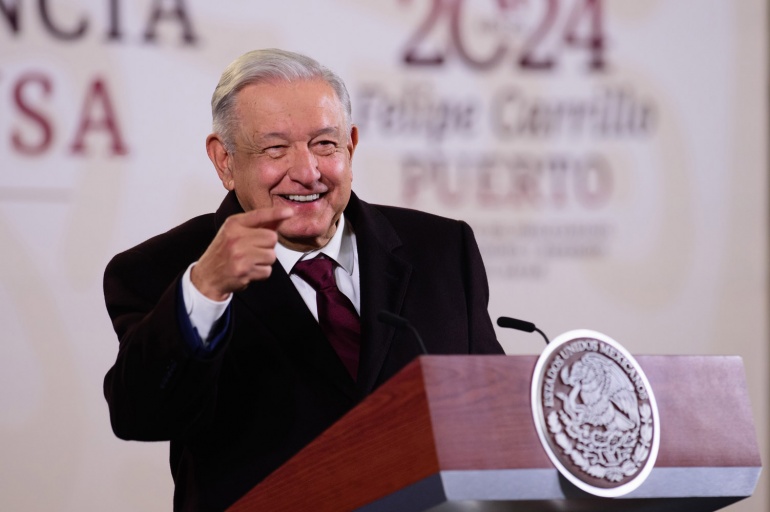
[356,468,758,512]
[424,497,742,512]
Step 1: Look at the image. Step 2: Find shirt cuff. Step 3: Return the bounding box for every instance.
[181,262,232,345]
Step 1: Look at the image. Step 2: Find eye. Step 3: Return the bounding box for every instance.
[265,145,287,158]
[314,140,337,155]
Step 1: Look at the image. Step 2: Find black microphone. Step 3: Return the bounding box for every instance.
[497,316,550,345]
[377,311,428,355]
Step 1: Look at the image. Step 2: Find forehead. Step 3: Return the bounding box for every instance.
[234,79,346,135]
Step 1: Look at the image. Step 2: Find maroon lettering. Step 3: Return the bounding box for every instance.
[507,156,543,207]
[402,0,445,65]
[400,0,607,73]
[563,0,605,71]
[518,0,558,70]
[401,155,433,205]
[450,0,506,70]
[12,73,53,155]
[547,157,570,208]
[574,155,612,208]
[476,155,501,206]
[401,155,466,207]
[70,77,128,156]
[402,152,613,210]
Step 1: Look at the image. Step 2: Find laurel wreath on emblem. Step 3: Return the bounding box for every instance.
[548,353,655,483]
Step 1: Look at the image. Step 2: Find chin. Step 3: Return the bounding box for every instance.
[288,216,335,234]
[280,226,334,248]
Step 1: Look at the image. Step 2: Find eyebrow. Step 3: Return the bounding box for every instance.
[309,127,341,138]
[256,126,342,142]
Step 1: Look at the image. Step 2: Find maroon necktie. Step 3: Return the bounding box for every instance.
[293,256,361,380]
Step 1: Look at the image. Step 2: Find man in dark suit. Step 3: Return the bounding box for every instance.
[103,49,503,511]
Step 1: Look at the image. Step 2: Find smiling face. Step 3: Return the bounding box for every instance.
[207,79,358,251]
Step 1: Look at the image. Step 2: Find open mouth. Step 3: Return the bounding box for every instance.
[280,193,322,203]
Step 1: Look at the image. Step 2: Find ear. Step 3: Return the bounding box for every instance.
[347,125,359,162]
[206,133,235,191]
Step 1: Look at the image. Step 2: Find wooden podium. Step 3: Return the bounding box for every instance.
[227,355,761,511]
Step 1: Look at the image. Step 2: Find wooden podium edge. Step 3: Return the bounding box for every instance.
[228,358,442,512]
[229,355,762,512]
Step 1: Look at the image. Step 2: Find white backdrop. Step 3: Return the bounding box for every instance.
[1,1,766,511]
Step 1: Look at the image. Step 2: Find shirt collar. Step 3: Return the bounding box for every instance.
[275,214,355,276]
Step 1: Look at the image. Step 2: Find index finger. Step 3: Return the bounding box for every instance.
[240,206,294,230]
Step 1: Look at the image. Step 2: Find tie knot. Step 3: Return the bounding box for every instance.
[293,256,337,291]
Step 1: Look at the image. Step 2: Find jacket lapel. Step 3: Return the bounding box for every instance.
[345,194,413,396]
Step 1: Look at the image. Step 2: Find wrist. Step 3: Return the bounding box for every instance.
[190,263,231,301]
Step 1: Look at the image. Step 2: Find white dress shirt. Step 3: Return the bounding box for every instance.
[182,215,360,344]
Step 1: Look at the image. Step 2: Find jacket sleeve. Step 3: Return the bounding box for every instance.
[102,247,232,441]
[459,220,505,355]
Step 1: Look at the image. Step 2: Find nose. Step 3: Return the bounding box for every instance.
[287,145,320,185]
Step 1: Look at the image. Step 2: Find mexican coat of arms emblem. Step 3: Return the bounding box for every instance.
[531,330,660,497]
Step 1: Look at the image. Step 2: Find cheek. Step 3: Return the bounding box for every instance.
[243,165,284,191]
[233,170,284,211]
[321,157,352,187]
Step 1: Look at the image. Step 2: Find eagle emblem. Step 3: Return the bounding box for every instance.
[559,353,640,432]
[531,330,659,497]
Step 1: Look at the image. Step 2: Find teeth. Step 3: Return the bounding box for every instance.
[285,194,320,202]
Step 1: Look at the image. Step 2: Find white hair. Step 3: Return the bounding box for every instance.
[211,48,352,152]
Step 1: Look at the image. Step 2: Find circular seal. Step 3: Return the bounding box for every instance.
[531,330,660,497]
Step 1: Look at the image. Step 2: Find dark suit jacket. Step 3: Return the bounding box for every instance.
[103,191,503,511]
